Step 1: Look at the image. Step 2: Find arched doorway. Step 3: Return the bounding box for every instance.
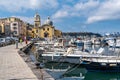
[44,32,49,38]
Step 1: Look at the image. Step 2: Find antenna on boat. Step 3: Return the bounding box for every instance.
[113,38,116,53]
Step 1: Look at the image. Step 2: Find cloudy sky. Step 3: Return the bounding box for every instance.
[0,0,120,34]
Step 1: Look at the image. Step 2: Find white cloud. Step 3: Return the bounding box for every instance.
[0,0,58,12]
[2,0,120,25]
[12,16,34,24]
[74,0,99,11]
[0,0,28,12]
[52,0,100,19]
[52,10,68,19]
[86,0,120,23]
[52,0,120,24]
[30,0,58,10]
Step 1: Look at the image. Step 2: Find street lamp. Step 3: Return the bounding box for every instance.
[26,23,29,40]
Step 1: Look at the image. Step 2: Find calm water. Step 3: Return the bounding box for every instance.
[43,62,120,80]
[41,45,120,80]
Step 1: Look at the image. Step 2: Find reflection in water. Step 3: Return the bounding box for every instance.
[44,62,71,79]
[44,62,86,80]
[43,62,120,80]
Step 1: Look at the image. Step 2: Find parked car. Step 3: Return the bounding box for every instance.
[5,37,15,44]
[0,38,6,46]
[0,37,15,47]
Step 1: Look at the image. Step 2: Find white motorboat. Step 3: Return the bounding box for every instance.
[40,46,119,64]
[81,56,120,72]
[106,38,120,48]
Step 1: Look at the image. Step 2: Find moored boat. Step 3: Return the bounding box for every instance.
[81,57,120,72]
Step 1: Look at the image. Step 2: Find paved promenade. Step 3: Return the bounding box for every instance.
[0,43,38,80]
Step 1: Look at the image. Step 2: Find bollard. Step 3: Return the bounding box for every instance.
[15,40,18,49]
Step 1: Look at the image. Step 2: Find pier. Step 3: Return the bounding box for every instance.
[0,42,54,80]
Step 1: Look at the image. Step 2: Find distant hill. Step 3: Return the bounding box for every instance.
[62,32,102,37]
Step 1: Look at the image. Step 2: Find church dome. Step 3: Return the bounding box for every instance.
[44,16,53,26]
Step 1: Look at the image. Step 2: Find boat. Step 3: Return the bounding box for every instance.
[40,45,119,64]
[83,40,92,45]
[79,44,120,72]
[80,56,120,72]
[105,38,120,48]
[92,38,101,45]
[69,38,84,47]
[40,47,88,64]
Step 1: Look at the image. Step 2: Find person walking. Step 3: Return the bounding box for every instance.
[20,38,23,45]
[25,39,28,44]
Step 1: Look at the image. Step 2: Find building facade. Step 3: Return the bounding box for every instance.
[0,17,27,37]
[33,13,62,39]
[0,14,62,39]
[10,22,19,36]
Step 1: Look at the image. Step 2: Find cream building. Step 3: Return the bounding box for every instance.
[0,17,27,37]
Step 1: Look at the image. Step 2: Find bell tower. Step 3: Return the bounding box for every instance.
[34,12,41,28]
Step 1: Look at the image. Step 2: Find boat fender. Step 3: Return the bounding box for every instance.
[90,50,96,54]
[79,56,83,63]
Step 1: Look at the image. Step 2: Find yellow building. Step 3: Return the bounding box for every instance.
[33,13,62,39]
[32,13,41,38]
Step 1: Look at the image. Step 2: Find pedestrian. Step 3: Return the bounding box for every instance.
[20,38,22,45]
[25,39,28,44]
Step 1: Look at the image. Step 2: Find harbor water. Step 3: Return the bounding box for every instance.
[43,62,120,80]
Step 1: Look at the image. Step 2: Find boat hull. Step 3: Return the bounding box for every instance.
[40,55,81,64]
[81,60,120,72]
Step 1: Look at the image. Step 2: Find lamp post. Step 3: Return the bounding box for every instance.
[26,23,29,40]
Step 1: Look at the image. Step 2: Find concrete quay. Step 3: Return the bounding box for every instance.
[0,43,54,80]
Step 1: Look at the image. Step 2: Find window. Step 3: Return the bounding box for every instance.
[47,28,49,31]
[43,28,45,31]
[35,24,38,27]
[13,31,17,34]
[13,27,17,30]
[32,31,34,33]
[13,23,17,26]
[36,30,38,33]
